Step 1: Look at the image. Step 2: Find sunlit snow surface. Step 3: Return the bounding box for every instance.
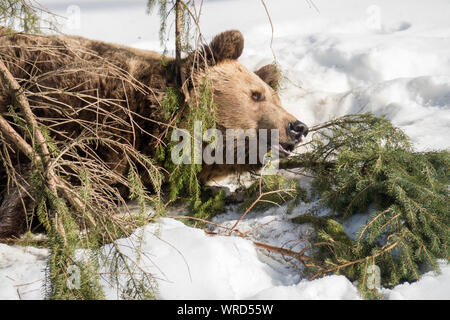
[1,0,449,299]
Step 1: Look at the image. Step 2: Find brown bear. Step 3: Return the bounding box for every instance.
[0,29,308,238]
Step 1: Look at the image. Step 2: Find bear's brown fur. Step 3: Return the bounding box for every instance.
[0,29,306,238]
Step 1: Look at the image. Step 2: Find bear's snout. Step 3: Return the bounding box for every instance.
[288,120,309,142]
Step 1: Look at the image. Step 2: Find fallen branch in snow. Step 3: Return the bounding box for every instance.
[253,240,311,264]
[278,113,449,299]
[227,172,296,235]
[239,217,277,237]
[172,215,313,265]
[308,238,401,284]
[172,215,246,237]
[227,189,290,235]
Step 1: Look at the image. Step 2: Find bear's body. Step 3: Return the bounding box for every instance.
[0,29,307,238]
[0,28,173,174]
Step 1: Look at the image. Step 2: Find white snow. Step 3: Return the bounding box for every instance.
[39,0,450,151]
[1,0,448,300]
[1,220,449,300]
[250,275,361,300]
[100,218,298,300]
[0,244,47,300]
[382,260,450,300]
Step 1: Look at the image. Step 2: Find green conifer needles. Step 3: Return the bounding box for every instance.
[293,113,449,298]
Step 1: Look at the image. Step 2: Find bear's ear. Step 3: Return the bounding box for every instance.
[255,64,281,91]
[208,30,244,63]
[180,30,244,85]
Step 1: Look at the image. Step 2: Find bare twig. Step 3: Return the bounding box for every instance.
[260,0,277,62]
[253,240,311,263]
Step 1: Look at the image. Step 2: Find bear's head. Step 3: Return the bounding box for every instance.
[180,30,308,179]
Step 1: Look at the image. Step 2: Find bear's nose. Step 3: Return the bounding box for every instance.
[288,121,309,141]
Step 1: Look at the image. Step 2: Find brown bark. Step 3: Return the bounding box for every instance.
[0,59,96,228]
[253,240,312,263]
[0,59,57,193]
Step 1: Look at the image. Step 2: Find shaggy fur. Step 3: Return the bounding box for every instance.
[0,28,304,238]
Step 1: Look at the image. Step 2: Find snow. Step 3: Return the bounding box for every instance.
[39,0,450,151]
[100,218,297,300]
[1,0,448,299]
[250,275,361,300]
[1,221,449,300]
[382,260,450,300]
[0,244,47,300]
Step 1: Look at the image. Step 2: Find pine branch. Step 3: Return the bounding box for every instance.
[0,59,96,230]
[277,113,448,293]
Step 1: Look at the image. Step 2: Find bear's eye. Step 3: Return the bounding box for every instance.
[251,91,264,102]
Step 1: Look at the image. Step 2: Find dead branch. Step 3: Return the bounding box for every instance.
[260,0,276,62]
[227,170,296,235]
[172,215,245,237]
[253,240,311,263]
[0,58,96,229]
[172,215,312,264]
[309,238,400,281]
[0,59,56,192]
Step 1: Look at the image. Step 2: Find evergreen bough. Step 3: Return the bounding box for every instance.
[0,0,56,33]
[292,113,449,298]
[3,0,447,301]
[0,7,163,298]
[159,80,227,222]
